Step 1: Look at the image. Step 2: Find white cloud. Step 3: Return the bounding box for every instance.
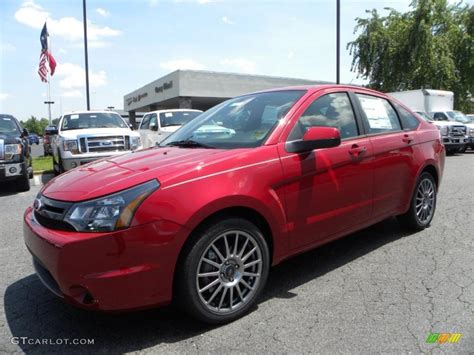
[55,63,107,89]
[0,42,16,52]
[160,59,206,71]
[221,16,235,25]
[287,51,295,59]
[96,8,109,17]
[62,90,83,98]
[14,1,120,42]
[220,58,256,73]
[0,93,11,100]
[149,0,159,6]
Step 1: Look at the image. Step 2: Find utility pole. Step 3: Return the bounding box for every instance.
[336,0,340,84]
[82,0,91,110]
[44,101,54,124]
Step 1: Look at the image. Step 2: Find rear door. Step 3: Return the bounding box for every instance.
[278,89,374,250]
[353,93,418,219]
[138,113,158,148]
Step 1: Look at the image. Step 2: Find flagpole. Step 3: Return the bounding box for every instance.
[83,0,91,110]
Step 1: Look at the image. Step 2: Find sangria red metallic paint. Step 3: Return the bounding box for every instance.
[23,85,444,317]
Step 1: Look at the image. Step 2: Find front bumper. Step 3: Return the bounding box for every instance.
[441,136,467,149]
[0,161,27,181]
[23,207,189,311]
[61,151,131,171]
[467,137,474,148]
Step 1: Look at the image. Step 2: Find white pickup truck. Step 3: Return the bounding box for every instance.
[51,111,142,175]
[138,109,202,148]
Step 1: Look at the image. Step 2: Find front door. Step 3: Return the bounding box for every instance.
[278,90,374,250]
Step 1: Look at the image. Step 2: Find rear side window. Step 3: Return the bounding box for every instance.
[356,94,401,134]
[393,103,420,130]
[288,92,359,140]
[432,112,448,121]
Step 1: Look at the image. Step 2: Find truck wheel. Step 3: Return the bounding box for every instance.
[457,146,467,153]
[445,148,454,156]
[398,172,437,231]
[175,217,270,324]
[53,153,64,176]
[16,170,31,192]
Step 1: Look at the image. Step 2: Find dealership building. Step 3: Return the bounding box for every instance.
[123,70,329,126]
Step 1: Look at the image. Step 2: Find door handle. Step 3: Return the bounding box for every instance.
[402,134,414,143]
[349,144,367,157]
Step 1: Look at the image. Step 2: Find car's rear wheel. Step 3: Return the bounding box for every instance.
[176,217,270,324]
[398,172,437,230]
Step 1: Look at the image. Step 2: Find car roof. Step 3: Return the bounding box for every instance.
[61,110,121,116]
[145,109,203,115]
[250,84,387,97]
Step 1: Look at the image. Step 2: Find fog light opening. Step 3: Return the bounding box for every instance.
[9,167,17,174]
[69,285,97,306]
[71,162,78,168]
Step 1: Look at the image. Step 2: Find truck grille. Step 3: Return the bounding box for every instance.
[0,139,4,160]
[79,135,129,153]
[449,125,466,137]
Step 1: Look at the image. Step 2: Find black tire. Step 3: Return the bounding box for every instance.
[457,146,467,153]
[53,153,63,176]
[397,172,437,231]
[16,170,30,192]
[445,148,454,156]
[175,217,270,324]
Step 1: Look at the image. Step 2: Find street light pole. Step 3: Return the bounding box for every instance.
[336,0,340,84]
[82,0,91,110]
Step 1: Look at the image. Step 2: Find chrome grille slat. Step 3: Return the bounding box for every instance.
[79,135,126,154]
[0,139,4,160]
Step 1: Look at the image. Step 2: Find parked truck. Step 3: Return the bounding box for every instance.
[388,89,471,154]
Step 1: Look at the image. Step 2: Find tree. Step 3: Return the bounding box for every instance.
[21,116,50,135]
[348,0,473,112]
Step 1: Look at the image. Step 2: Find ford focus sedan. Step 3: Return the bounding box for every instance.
[24,85,444,324]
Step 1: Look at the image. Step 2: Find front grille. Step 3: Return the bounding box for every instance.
[34,195,75,231]
[79,135,127,153]
[450,125,466,137]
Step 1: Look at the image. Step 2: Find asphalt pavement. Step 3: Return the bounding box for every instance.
[0,152,473,354]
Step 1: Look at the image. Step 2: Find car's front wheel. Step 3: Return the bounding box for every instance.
[398,172,437,230]
[176,217,270,324]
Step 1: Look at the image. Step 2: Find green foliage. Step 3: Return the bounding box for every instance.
[21,116,51,135]
[348,0,473,112]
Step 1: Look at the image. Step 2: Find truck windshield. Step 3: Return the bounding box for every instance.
[160,111,202,127]
[161,90,306,149]
[447,111,470,124]
[0,115,21,137]
[61,113,127,131]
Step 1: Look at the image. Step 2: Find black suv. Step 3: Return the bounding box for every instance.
[0,114,32,191]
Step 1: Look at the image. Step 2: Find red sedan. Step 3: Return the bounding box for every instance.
[24,85,444,323]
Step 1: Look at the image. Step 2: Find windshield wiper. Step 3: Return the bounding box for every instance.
[165,139,215,149]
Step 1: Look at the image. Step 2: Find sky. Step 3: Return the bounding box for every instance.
[0,0,430,120]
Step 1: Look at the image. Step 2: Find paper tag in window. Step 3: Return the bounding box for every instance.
[359,97,392,129]
[165,113,173,117]
[70,114,79,119]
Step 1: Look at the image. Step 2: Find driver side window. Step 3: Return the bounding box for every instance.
[148,114,158,130]
[288,92,359,141]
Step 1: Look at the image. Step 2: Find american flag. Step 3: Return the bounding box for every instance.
[38,51,48,82]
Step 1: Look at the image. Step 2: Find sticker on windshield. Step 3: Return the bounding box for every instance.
[70,114,79,119]
[2,117,11,121]
[165,113,173,117]
[359,97,393,129]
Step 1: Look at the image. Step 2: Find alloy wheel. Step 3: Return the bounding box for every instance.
[415,178,435,224]
[196,230,263,314]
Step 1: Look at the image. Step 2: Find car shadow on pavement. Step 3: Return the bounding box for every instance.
[4,217,411,353]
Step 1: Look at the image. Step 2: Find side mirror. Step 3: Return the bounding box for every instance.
[285,127,341,153]
[50,128,59,135]
[150,124,158,132]
[22,128,29,138]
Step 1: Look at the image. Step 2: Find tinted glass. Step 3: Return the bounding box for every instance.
[148,114,158,128]
[432,112,448,121]
[161,90,306,149]
[140,114,151,129]
[159,111,201,127]
[0,115,21,136]
[288,92,358,140]
[446,111,470,123]
[62,113,127,131]
[394,103,420,129]
[357,94,401,133]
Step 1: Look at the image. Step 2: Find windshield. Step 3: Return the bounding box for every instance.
[160,90,306,149]
[415,111,433,122]
[61,113,128,131]
[447,111,469,123]
[160,111,202,127]
[0,115,21,137]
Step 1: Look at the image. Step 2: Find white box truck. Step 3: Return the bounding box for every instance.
[388,89,470,154]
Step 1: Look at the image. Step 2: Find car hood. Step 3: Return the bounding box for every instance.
[59,128,139,139]
[41,147,248,202]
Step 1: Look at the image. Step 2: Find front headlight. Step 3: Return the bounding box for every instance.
[64,180,159,232]
[469,129,474,137]
[63,139,79,154]
[131,136,141,150]
[4,144,22,160]
[440,126,449,136]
